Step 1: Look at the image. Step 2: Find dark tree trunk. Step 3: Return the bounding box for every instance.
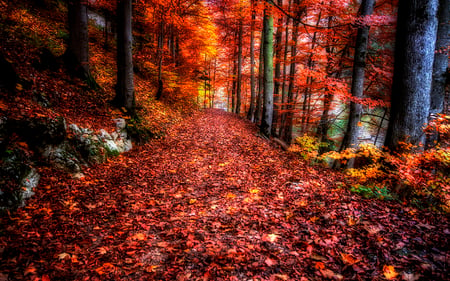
[66,0,89,78]
[247,0,257,121]
[282,7,299,144]
[156,19,164,100]
[427,0,449,147]
[272,0,283,136]
[255,25,265,125]
[340,0,375,155]
[236,19,243,114]
[279,0,291,137]
[261,5,274,137]
[384,0,439,152]
[430,0,450,115]
[114,0,135,114]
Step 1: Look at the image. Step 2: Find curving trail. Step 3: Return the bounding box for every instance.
[1,109,448,280]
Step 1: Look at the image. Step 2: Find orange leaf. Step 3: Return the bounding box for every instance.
[315,261,325,270]
[340,253,358,265]
[131,233,146,241]
[262,233,279,243]
[383,265,398,280]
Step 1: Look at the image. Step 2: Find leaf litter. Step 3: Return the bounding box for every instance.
[0,109,448,280]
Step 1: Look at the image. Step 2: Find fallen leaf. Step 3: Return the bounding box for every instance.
[383,265,398,280]
[58,252,71,260]
[265,257,277,266]
[340,253,359,265]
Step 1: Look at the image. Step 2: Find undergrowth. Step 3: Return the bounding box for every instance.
[290,118,450,213]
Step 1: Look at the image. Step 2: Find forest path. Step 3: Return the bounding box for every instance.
[1,109,448,280]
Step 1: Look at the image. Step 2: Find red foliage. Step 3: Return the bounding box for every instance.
[1,110,448,280]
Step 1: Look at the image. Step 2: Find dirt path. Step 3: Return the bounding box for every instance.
[1,109,448,280]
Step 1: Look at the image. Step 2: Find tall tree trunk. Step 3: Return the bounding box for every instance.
[247,0,257,121]
[114,0,135,114]
[236,19,244,115]
[156,19,164,100]
[430,2,450,109]
[255,24,265,125]
[426,0,449,148]
[279,0,292,137]
[340,0,375,155]
[66,0,89,78]
[272,0,283,136]
[282,6,299,144]
[261,5,274,137]
[384,0,439,152]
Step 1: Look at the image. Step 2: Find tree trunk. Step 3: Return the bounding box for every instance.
[430,0,450,115]
[66,0,89,78]
[236,19,244,115]
[279,0,291,137]
[114,0,135,115]
[384,0,439,152]
[255,24,265,125]
[247,0,257,121]
[156,19,164,100]
[282,7,299,144]
[261,5,274,137]
[340,0,375,154]
[427,0,449,148]
[272,0,283,136]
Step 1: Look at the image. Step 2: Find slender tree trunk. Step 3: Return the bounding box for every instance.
[340,0,375,155]
[261,5,274,137]
[236,19,244,115]
[255,25,265,125]
[66,0,89,78]
[427,0,450,147]
[156,20,164,100]
[279,0,291,137]
[114,0,135,114]
[384,0,439,152]
[272,0,283,136]
[282,7,299,144]
[247,0,257,121]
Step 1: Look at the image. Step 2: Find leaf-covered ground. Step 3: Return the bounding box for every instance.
[1,109,448,281]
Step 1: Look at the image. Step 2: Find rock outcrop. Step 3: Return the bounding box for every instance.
[0,116,132,210]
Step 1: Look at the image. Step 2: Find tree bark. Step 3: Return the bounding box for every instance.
[261,5,274,137]
[282,5,299,144]
[236,19,244,114]
[114,0,135,114]
[66,0,90,78]
[430,0,449,115]
[426,0,449,148]
[340,0,375,154]
[384,0,439,152]
[279,0,291,137]
[272,0,283,136]
[255,23,265,125]
[247,0,257,121]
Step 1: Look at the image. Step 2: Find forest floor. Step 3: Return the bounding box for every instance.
[0,109,449,281]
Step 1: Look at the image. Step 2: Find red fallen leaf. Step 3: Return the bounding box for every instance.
[265,257,277,266]
[340,253,359,265]
[157,241,169,248]
[24,265,37,275]
[315,261,325,270]
[41,275,51,281]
